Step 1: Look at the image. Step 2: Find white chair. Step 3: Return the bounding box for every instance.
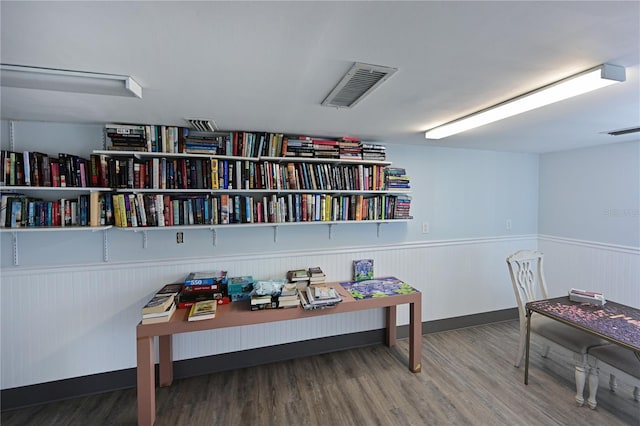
[507,249,608,406]
[587,345,640,409]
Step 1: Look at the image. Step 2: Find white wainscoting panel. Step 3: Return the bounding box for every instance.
[1,235,536,389]
[539,235,640,308]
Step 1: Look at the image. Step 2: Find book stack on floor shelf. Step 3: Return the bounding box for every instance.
[179,270,228,308]
[141,283,182,324]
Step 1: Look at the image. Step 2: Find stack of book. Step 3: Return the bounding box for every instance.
[338,137,362,160]
[250,279,283,310]
[283,136,314,157]
[393,195,413,220]
[187,299,217,321]
[385,167,410,189]
[141,283,182,324]
[179,270,228,308]
[250,294,277,311]
[182,129,222,155]
[312,139,340,159]
[106,124,148,152]
[300,284,342,310]
[308,266,326,285]
[286,268,310,289]
[278,282,300,308]
[361,142,386,161]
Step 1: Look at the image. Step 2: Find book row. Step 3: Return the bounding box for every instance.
[109,157,397,191]
[111,192,412,228]
[1,150,101,188]
[106,123,386,160]
[0,193,97,228]
[0,191,411,229]
[1,151,407,193]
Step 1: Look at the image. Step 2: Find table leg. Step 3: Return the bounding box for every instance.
[159,335,173,387]
[385,305,397,347]
[409,300,422,373]
[525,309,531,385]
[137,335,156,426]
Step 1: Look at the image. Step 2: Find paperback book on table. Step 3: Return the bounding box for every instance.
[188,299,217,321]
[141,294,175,315]
[142,302,177,325]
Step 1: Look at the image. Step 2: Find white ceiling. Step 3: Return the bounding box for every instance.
[1,1,639,153]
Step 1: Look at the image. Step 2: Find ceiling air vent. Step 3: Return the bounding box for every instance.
[604,126,640,136]
[186,119,218,132]
[322,62,397,108]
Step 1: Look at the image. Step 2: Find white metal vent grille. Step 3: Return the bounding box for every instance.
[186,119,218,132]
[322,62,397,108]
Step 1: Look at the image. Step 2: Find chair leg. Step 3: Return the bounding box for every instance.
[587,366,599,409]
[514,321,526,368]
[609,374,617,393]
[541,344,551,358]
[575,364,587,406]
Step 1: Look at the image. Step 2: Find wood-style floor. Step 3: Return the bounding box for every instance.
[2,320,638,425]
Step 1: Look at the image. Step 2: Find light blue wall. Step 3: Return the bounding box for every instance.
[1,120,539,268]
[387,144,538,240]
[539,140,640,247]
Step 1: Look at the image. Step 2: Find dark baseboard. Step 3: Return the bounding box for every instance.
[1,307,517,411]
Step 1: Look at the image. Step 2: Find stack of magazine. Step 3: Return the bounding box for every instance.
[300,285,342,310]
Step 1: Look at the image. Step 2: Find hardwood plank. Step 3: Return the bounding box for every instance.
[2,320,637,425]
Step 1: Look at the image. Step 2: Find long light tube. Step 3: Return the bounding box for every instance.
[424,64,625,139]
[0,64,142,98]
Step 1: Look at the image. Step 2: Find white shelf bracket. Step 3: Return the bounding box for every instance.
[273,225,279,242]
[212,229,217,246]
[328,224,334,239]
[12,231,19,266]
[377,222,382,238]
[103,230,109,262]
[142,230,148,249]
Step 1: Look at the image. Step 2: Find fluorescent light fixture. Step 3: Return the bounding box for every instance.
[0,64,142,98]
[424,63,625,139]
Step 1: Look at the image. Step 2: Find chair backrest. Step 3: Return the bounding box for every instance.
[506,250,549,319]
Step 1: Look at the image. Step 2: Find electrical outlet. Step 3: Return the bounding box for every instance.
[422,222,430,234]
[176,232,184,244]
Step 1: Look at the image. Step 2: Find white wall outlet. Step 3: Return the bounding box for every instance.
[506,219,512,230]
[422,222,430,234]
